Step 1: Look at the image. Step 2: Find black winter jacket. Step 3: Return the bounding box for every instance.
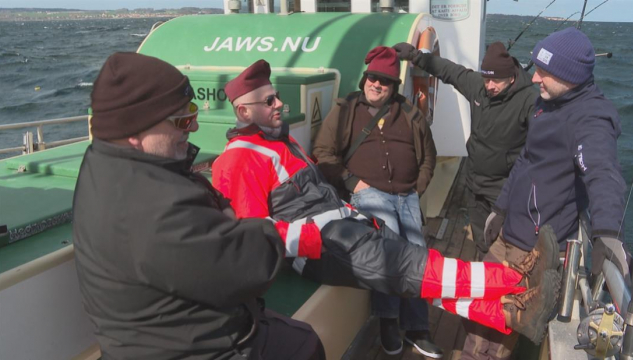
[495,79,626,251]
[73,139,284,359]
[422,55,537,198]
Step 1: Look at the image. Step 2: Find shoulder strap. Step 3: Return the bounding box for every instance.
[343,101,390,164]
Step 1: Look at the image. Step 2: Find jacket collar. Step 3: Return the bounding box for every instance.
[91,138,199,174]
[226,122,289,141]
[542,77,595,107]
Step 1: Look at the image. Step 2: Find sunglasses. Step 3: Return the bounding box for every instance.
[241,92,280,107]
[166,102,198,130]
[367,74,394,86]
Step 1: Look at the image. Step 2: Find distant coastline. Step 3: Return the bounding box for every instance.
[0,8,223,21]
[0,10,596,23]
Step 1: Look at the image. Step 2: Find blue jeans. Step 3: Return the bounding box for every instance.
[350,187,429,331]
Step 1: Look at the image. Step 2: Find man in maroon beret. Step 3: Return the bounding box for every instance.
[312,46,439,357]
[212,59,561,352]
[392,41,538,360]
[73,52,325,360]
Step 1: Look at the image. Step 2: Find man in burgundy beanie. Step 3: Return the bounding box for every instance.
[74,52,325,360]
[313,46,441,357]
[392,41,536,264]
[393,39,537,360]
[213,58,562,357]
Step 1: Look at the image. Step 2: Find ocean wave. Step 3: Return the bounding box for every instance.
[131,33,148,37]
[619,103,633,117]
[0,52,20,57]
[76,82,93,88]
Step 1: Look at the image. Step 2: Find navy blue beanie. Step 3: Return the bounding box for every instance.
[531,27,595,85]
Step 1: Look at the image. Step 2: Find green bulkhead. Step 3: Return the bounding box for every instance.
[137,13,430,153]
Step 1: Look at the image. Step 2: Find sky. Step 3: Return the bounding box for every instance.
[1,0,629,22]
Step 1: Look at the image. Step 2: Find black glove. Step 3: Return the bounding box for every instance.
[392,42,432,67]
[393,42,418,61]
[592,236,631,286]
[484,212,505,245]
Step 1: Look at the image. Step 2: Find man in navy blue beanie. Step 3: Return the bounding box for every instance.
[472,27,629,360]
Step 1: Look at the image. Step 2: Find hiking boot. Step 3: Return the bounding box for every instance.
[507,224,559,288]
[503,269,561,344]
[404,330,444,358]
[380,318,403,355]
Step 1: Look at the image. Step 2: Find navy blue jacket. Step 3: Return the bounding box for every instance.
[495,79,626,251]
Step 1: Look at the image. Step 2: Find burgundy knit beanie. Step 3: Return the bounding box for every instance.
[480,42,515,79]
[225,59,272,103]
[364,46,402,83]
[90,52,193,140]
[531,27,595,85]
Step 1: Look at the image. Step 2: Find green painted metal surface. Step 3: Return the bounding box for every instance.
[4,142,88,177]
[183,70,334,120]
[138,13,420,99]
[0,157,77,248]
[263,263,320,317]
[0,224,73,273]
[0,138,318,315]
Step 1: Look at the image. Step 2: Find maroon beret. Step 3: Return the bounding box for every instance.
[91,52,193,140]
[481,42,516,79]
[364,46,401,83]
[225,59,272,103]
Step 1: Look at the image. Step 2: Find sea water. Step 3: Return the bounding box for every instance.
[0,15,631,241]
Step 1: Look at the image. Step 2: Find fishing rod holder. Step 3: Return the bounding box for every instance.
[553,210,633,359]
[560,238,583,321]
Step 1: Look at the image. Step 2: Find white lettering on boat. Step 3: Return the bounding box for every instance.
[9,211,73,243]
[204,37,322,53]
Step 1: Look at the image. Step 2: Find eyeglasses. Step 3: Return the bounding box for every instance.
[166,102,198,130]
[241,92,280,107]
[367,74,394,86]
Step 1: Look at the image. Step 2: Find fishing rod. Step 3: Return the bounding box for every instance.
[507,0,557,51]
[577,0,590,29]
[523,0,613,71]
[553,11,579,32]
[575,0,611,29]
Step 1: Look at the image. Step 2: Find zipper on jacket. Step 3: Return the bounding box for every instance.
[527,182,541,235]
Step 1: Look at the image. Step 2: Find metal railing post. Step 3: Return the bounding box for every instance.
[559,238,582,321]
[36,125,46,151]
[23,131,34,154]
[0,115,89,156]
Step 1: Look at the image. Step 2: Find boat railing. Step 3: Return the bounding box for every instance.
[0,115,89,156]
[556,209,633,359]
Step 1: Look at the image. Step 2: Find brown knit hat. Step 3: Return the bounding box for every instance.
[90,52,194,140]
[225,59,272,103]
[480,42,516,79]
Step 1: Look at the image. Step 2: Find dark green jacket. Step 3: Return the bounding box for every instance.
[423,56,537,198]
[73,139,284,360]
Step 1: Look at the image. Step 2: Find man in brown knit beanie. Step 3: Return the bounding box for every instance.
[393,41,537,262]
[393,41,537,360]
[73,52,325,360]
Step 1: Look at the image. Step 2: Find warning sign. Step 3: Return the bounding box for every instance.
[310,91,323,144]
[430,0,469,21]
